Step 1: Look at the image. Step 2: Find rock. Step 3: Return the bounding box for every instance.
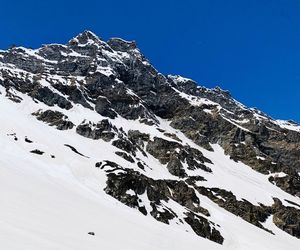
[30,87,72,110]
[32,110,74,130]
[115,151,135,163]
[25,137,33,143]
[166,156,186,177]
[30,149,44,155]
[95,97,117,119]
[128,130,150,147]
[103,165,216,240]
[146,137,212,176]
[112,138,136,156]
[272,198,300,238]
[269,171,300,198]
[184,212,224,244]
[76,119,116,142]
[195,186,271,232]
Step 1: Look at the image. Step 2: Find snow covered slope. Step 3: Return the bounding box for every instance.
[0,31,299,249]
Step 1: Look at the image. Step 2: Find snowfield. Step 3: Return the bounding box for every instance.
[0,88,299,250]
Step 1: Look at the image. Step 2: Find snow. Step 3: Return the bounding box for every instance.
[168,74,193,83]
[220,115,251,132]
[268,172,287,178]
[275,120,300,132]
[0,91,223,250]
[60,50,89,58]
[16,47,58,64]
[95,65,115,76]
[256,156,266,161]
[172,87,220,107]
[261,215,300,246]
[0,83,300,250]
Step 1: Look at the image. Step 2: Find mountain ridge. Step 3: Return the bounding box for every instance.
[0,30,299,249]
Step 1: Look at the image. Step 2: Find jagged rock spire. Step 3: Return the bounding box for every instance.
[68,30,102,46]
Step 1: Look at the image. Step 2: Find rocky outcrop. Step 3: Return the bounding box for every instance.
[101,162,223,243]
[76,119,116,141]
[195,186,272,232]
[32,109,74,130]
[1,31,300,244]
[269,171,300,198]
[272,198,300,238]
[146,137,212,177]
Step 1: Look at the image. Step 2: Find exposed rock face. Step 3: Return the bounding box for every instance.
[1,30,300,244]
[146,137,212,177]
[184,212,224,244]
[272,198,300,238]
[195,186,272,232]
[33,109,74,130]
[101,163,223,244]
[76,119,116,141]
[269,171,300,198]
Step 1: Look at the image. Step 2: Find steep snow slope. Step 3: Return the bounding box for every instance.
[0,31,300,249]
[0,90,222,250]
[0,87,299,250]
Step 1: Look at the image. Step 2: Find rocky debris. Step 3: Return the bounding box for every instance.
[30,149,44,155]
[146,137,212,177]
[76,119,116,142]
[272,198,300,238]
[32,109,74,130]
[88,232,95,236]
[195,186,272,232]
[64,144,89,158]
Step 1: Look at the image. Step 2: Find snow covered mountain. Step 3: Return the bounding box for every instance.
[0,31,299,250]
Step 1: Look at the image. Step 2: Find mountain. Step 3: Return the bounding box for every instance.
[0,30,299,250]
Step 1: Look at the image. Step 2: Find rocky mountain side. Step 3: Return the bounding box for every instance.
[0,31,299,249]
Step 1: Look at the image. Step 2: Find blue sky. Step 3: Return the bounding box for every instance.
[1,0,299,122]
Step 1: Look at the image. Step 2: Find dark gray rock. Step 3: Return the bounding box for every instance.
[32,109,74,130]
[76,119,116,141]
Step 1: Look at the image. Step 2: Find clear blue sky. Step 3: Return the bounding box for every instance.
[1,0,299,122]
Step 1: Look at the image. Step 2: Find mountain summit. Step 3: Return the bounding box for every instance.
[0,31,299,250]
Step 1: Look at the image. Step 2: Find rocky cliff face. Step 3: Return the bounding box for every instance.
[0,31,299,246]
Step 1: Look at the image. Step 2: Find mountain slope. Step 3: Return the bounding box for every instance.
[0,31,299,249]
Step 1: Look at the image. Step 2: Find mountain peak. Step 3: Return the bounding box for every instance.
[68,30,102,46]
[107,37,137,52]
[1,31,300,250]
